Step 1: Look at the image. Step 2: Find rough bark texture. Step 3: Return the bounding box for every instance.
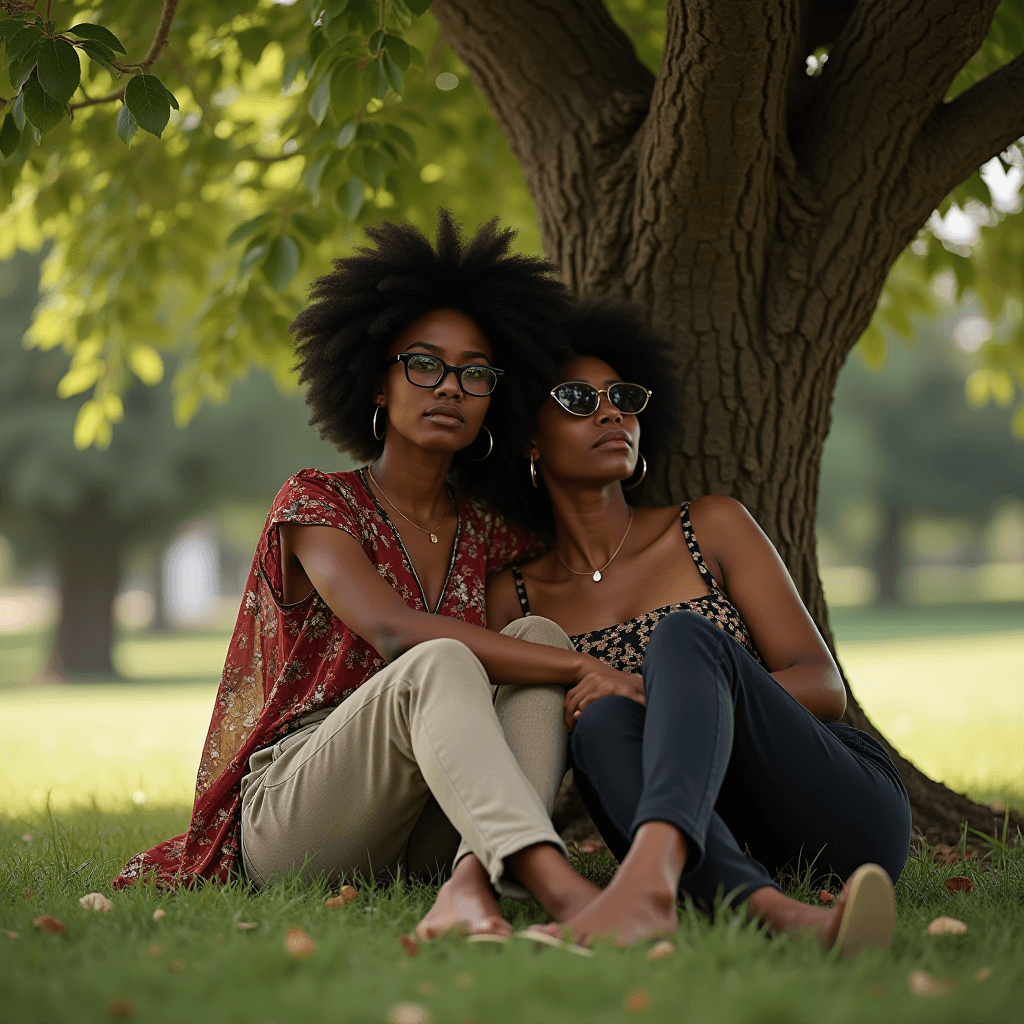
[45,494,124,679]
[436,0,1024,846]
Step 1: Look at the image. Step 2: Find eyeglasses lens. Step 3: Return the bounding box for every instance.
[555,383,599,415]
[609,383,649,414]
[459,364,498,396]
[404,355,497,396]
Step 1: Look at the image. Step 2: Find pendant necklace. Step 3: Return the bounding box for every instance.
[555,508,633,583]
[367,466,449,544]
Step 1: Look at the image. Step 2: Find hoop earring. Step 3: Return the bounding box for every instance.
[529,455,538,488]
[623,453,646,490]
[372,406,385,441]
[467,425,493,461]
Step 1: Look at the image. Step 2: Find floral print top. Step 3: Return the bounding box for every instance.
[113,468,541,889]
[511,502,765,671]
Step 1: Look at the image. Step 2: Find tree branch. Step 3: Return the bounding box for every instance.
[900,52,1024,233]
[68,0,179,111]
[433,0,653,286]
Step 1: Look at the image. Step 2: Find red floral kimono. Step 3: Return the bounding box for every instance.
[113,467,539,889]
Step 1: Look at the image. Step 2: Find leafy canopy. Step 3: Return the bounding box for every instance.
[1,0,1022,447]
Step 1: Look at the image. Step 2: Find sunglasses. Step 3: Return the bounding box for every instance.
[387,353,504,397]
[550,380,652,417]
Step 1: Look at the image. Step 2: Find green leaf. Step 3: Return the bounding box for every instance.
[80,40,118,77]
[262,236,301,291]
[115,102,137,145]
[360,144,385,188]
[369,29,386,55]
[383,34,411,71]
[227,212,275,246]
[354,122,381,142]
[236,26,272,64]
[308,72,331,124]
[290,212,326,242]
[363,59,390,100]
[22,75,66,134]
[6,24,43,90]
[405,0,433,14]
[383,53,403,93]
[342,175,364,220]
[239,236,271,275]
[68,23,127,55]
[329,57,360,118]
[0,113,21,158]
[36,37,81,105]
[856,320,887,370]
[391,0,413,27]
[335,118,356,147]
[302,153,329,202]
[12,90,25,130]
[0,18,29,45]
[158,77,179,111]
[124,74,171,137]
[382,123,416,160]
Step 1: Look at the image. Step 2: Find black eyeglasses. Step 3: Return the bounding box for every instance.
[386,353,503,397]
[550,380,652,417]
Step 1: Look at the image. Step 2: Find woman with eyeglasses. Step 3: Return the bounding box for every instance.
[112,214,639,941]
[484,299,912,953]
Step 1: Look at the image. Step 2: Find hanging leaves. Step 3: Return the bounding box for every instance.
[115,104,138,147]
[36,38,81,105]
[22,75,67,134]
[124,74,173,138]
[68,23,127,55]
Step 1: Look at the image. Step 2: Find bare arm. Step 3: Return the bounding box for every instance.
[283,523,626,689]
[691,496,847,721]
[485,568,523,633]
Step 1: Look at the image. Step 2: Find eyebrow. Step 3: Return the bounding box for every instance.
[406,340,492,362]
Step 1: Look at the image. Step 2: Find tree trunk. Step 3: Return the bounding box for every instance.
[435,0,1024,846]
[45,496,124,680]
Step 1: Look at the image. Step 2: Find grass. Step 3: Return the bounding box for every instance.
[1,805,1022,1024]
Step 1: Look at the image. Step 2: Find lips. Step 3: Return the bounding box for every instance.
[424,404,465,428]
[593,429,633,450]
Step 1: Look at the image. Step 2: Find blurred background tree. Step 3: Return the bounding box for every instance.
[1,0,1022,839]
[0,250,339,678]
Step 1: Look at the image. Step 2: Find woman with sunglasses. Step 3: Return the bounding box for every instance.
[113,214,638,940]
[485,299,912,952]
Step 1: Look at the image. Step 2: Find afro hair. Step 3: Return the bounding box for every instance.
[290,209,574,513]
[512,297,681,530]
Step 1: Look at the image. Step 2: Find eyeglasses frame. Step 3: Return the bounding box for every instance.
[385,353,504,396]
[549,380,653,417]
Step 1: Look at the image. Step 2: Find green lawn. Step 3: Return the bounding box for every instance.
[1,806,1022,1024]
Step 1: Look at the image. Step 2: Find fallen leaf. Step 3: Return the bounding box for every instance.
[927,915,968,936]
[152,908,166,921]
[80,892,113,913]
[987,798,1006,812]
[21,833,33,843]
[400,933,420,958]
[945,876,975,894]
[4,930,18,941]
[819,890,835,904]
[387,1003,432,1024]
[146,943,163,957]
[339,884,358,901]
[623,989,653,1014]
[24,887,33,899]
[285,926,316,958]
[167,960,185,974]
[236,922,258,931]
[908,970,956,997]
[866,984,885,997]
[646,940,677,962]
[32,916,66,936]
[415,980,436,996]
[454,972,474,989]
[109,997,135,1019]
[974,966,992,982]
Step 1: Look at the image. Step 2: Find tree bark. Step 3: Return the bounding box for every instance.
[436,0,1024,846]
[45,495,124,679]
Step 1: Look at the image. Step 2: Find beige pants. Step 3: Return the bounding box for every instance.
[240,616,573,895]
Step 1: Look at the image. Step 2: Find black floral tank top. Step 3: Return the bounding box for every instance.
[510,502,765,673]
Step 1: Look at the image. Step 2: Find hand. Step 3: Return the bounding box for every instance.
[564,664,645,731]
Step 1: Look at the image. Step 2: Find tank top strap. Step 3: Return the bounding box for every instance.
[680,501,723,593]
[510,565,533,617]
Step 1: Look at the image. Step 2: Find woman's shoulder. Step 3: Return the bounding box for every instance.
[274,467,368,505]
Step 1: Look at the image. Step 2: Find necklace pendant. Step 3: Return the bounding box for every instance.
[592,570,602,582]
[429,533,438,544]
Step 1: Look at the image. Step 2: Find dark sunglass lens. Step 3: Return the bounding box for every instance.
[405,354,443,386]
[609,383,649,414]
[460,365,498,395]
[555,383,599,415]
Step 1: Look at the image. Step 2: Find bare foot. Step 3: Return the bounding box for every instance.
[414,855,511,941]
[508,842,601,922]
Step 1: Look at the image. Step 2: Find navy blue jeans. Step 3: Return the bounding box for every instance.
[570,611,911,911]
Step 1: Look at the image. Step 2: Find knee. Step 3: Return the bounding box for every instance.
[500,615,574,651]
[646,609,722,660]
[402,638,487,689]
[570,695,640,767]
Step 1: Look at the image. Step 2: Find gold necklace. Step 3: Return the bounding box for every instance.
[366,466,450,544]
[555,509,633,583]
